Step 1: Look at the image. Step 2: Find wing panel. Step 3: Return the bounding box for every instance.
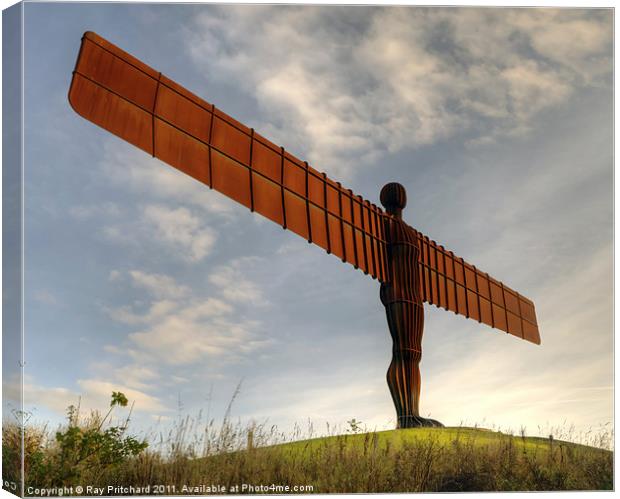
[309,203,329,250]
[308,174,325,207]
[467,289,480,322]
[476,270,491,300]
[211,114,251,166]
[211,149,251,209]
[446,279,456,311]
[522,320,541,344]
[507,311,522,337]
[78,37,158,111]
[252,140,281,182]
[454,256,465,285]
[284,190,309,240]
[503,288,521,316]
[456,283,467,317]
[283,158,306,197]
[519,297,537,324]
[327,213,344,260]
[492,304,508,332]
[342,223,356,268]
[154,118,210,185]
[490,279,504,306]
[252,173,284,226]
[479,297,493,327]
[155,85,211,144]
[69,74,152,154]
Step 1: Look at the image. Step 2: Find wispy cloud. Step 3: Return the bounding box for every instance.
[120,269,191,299]
[69,202,122,220]
[141,204,217,262]
[33,289,60,306]
[127,306,266,365]
[5,375,166,418]
[105,299,178,326]
[75,379,166,413]
[186,7,611,177]
[87,362,161,392]
[209,257,269,306]
[104,268,271,366]
[102,203,218,263]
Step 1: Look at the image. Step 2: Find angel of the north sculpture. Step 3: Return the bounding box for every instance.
[68,32,541,429]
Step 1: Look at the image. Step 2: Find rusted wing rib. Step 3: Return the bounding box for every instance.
[68,32,388,282]
[415,231,540,345]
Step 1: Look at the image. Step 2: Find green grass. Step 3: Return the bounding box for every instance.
[3,396,613,495]
[193,426,612,493]
[277,426,605,457]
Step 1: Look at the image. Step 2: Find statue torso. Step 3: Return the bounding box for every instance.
[380,215,422,306]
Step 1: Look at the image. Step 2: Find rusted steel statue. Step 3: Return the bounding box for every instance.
[68,32,541,428]
[380,183,441,427]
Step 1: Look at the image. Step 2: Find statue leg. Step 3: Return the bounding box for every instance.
[384,301,443,428]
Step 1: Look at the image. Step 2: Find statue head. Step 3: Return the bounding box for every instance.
[380,182,407,219]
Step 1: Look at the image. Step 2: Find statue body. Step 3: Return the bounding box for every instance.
[380,183,442,428]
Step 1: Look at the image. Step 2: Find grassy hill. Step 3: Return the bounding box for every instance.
[110,425,611,493]
[197,426,612,493]
[277,426,601,454]
[4,411,613,494]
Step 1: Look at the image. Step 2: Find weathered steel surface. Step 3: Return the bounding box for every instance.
[68,32,541,428]
[380,183,442,427]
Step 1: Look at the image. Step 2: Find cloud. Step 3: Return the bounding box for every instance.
[209,257,269,305]
[186,7,611,178]
[127,309,266,365]
[90,363,161,392]
[102,203,218,263]
[69,202,121,220]
[4,376,74,416]
[76,379,167,413]
[104,299,177,326]
[5,375,166,418]
[128,270,190,299]
[142,204,217,262]
[104,269,271,366]
[87,140,242,265]
[33,289,59,306]
[509,10,612,83]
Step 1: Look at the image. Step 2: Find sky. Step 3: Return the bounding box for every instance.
[3,3,613,443]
